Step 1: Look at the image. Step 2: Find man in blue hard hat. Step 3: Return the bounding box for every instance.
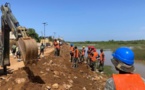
[105,47,145,90]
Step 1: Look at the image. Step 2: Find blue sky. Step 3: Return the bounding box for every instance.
[0,0,145,41]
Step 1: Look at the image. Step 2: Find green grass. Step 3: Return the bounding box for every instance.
[103,65,115,76]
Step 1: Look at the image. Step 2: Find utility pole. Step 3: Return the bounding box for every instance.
[53,32,56,39]
[42,22,47,38]
[42,22,47,45]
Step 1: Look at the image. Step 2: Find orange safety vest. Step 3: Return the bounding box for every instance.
[113,74,145,90]
[72,50,75,56]
[70,46,74,52]
[91,52,98,62]
[82,49,85,55]
[100,52,105,61]
[74,49,79,58]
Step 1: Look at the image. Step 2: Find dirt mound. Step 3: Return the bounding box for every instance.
[0,44,108,90]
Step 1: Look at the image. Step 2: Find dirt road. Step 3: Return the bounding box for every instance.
[0,47,54,72]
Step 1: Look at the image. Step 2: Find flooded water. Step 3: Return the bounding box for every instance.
[81,47,145,78]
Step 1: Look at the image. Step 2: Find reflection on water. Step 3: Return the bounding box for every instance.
[81,47,145,78]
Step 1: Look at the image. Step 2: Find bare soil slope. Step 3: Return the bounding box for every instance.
[0,44,107,90]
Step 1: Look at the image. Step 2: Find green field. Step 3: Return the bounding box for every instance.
[70,40,145,60]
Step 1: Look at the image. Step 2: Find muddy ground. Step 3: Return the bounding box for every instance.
[0,44,108,90]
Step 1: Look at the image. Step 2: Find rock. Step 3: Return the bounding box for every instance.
[53,71,59,76]
[8,88,12,90]
[0,77,6,80]
[74,76,77,79]
[68,79,73,84]
[83,87,87,90]
[46,86,51,90]
[54,75,60,78]
[52,83,59,89]
[48,60,53,65]
[99,76,103,79]
[89,83,92,85]
[92,76,99,81]
[46,68,50,72]
[63,84,72,89]
[67,76,71,79]
[40,71,44,74]
[43,62,47,65]
[80,70,83,73]
[15,78,26,84]
[60,72,65,76]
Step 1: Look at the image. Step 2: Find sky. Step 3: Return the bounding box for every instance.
[0,0,145,41]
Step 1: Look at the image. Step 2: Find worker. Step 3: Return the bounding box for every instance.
[70,44,74,62]
[53,39,60,56]
[11,44,17,57]
[90,48,99,71]
[105,47,145,90]
[39,43,45,57]
[16,48,21,62]
[98,49,105,73]
[80,46,86,63]
[86,46,91,66]
[72,46,79,68]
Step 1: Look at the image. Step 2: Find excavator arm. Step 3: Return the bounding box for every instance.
[0,3,38,72]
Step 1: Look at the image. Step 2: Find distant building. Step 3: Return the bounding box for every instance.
[40,36,53,46]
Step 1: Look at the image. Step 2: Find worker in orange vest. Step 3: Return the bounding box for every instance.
[90,48,99,71]
[53,39,60,56]
[70,44,74,62]
[105,47,145,90]
[86,46,91,65]
[80,46,86,63]
[72,46,79,68]
[98,49,105,72]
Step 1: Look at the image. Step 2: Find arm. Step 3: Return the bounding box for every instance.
[104,78,115,90]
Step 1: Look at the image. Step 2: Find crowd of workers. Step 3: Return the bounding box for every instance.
[69,44,105,72]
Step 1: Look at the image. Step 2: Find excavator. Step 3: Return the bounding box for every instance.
[0,3,38,73]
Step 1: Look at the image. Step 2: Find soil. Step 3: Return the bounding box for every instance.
[0,44,108,90]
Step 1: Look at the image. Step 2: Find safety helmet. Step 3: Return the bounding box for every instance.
[91,46,95,50]
[82,46,85,48]
[70,43,73,46]
[112,47,134,65]
[93,49,96,52]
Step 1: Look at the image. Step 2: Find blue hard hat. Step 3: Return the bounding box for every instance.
[112,47,134,65]
[70,43,73,46]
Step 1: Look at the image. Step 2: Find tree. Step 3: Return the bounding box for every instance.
[48,36,53,41]
[27,28,40,42]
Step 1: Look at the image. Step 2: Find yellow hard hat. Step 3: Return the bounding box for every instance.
[82,46,85,48]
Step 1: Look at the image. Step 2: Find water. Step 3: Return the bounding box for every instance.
[81,47,145,78]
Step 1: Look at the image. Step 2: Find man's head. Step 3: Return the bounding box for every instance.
[74,46,77,49]
[100,49,103,52]
[111,47,135,73]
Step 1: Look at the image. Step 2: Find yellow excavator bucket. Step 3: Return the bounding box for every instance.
[17,37,38,65]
